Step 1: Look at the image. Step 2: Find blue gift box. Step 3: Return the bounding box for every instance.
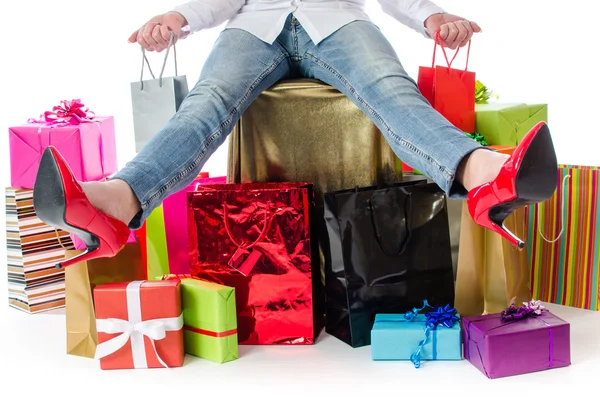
[371,313,462,361]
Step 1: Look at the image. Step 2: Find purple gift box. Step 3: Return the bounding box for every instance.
[462,311,570,379]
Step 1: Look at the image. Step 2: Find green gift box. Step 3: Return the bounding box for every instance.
[475,103,547,146]
[179,278,238,364]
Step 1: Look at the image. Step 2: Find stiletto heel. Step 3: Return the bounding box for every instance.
[467,121,558,248]
[33,146,131,269]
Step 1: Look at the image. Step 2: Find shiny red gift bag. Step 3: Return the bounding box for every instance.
[418,33,475,132]
[188,182,322,345]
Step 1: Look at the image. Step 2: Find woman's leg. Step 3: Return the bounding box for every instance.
[301,21,507,198]
[86,28,291,228]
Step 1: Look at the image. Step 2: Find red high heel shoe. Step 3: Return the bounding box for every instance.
[467,121,558,248]
[33,146,131,269]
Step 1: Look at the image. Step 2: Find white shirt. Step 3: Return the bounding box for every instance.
[172,0,445,45]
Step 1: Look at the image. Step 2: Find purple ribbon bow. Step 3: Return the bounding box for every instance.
[501,300,546,323]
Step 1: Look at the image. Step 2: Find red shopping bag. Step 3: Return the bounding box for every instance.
[187,182,323,345]
[418,32,476,132]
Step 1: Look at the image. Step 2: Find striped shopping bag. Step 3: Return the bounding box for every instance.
[527,165,600,310]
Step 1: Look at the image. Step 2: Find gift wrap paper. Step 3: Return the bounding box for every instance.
[93,280,184,370]
[65,242,146,358]
[454,203,531,317]
[178,277,238,363]
[371,314,461,361]
[527,165,600,310]
[463,312,570,379]
[9,117,117,189]
[475,103,547,146]
[488,145,516,156]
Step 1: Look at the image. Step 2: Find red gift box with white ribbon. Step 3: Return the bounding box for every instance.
[93,280,184,370]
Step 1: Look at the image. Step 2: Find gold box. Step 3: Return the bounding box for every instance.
[227,79,404,194]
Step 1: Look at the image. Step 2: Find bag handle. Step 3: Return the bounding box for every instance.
[432,31,471,74]
[139,32,179,90]
[368,190,413,257]
[54,228,68,250]
[538,174,571,243]
[223,203,272,250]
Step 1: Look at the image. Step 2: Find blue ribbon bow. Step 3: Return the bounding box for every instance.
[404,300,460,368]
[425,304,460,329]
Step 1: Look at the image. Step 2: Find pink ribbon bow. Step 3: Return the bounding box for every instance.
[28,99,95,126]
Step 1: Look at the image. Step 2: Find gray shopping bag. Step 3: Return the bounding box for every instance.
[130,33,189,153]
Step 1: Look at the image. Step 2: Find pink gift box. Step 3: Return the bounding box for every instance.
[162,174,227,274]
[8,116,117,189]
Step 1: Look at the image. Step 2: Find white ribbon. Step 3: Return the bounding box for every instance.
[94,281,183,368]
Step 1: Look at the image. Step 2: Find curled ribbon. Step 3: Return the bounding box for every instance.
[475,80,499,104]
[465,132,488,146]
[403,300,432,321]
[404,300,460,368]
[28,99,95,126]
[94,281,184,368]
[501,300,546,322]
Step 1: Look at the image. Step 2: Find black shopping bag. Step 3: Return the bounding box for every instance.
[324,180,455,347]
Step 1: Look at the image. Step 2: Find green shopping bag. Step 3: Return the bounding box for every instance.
[144,205,170,280]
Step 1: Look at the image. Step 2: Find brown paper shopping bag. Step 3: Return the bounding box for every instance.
[65,242,146,358]
[454,202,531,317]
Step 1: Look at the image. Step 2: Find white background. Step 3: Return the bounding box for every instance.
[1,0,600,394]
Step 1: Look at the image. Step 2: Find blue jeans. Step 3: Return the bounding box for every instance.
[115,16,483,229]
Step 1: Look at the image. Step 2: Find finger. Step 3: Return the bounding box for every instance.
[136,24,150,50]
[445,23,460,49]
[439,24,449,41]
[137,32,151,51]
[128,30,139,43]
[152,25,168,52]
[141,23,159,50]
[160,25,173,47]
[470,21,482,33]
[458,20,474,48]
[454,21,469,47]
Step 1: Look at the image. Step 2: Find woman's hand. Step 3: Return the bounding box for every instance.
[424,13,482,49]
[128,12,187,52]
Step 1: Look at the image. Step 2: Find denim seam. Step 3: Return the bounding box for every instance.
[304,52,453,181]
[291,21,301,62]
[140,51,289,209]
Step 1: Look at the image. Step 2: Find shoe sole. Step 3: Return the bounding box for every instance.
[33,149,100,262]
[488,124,558,235]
